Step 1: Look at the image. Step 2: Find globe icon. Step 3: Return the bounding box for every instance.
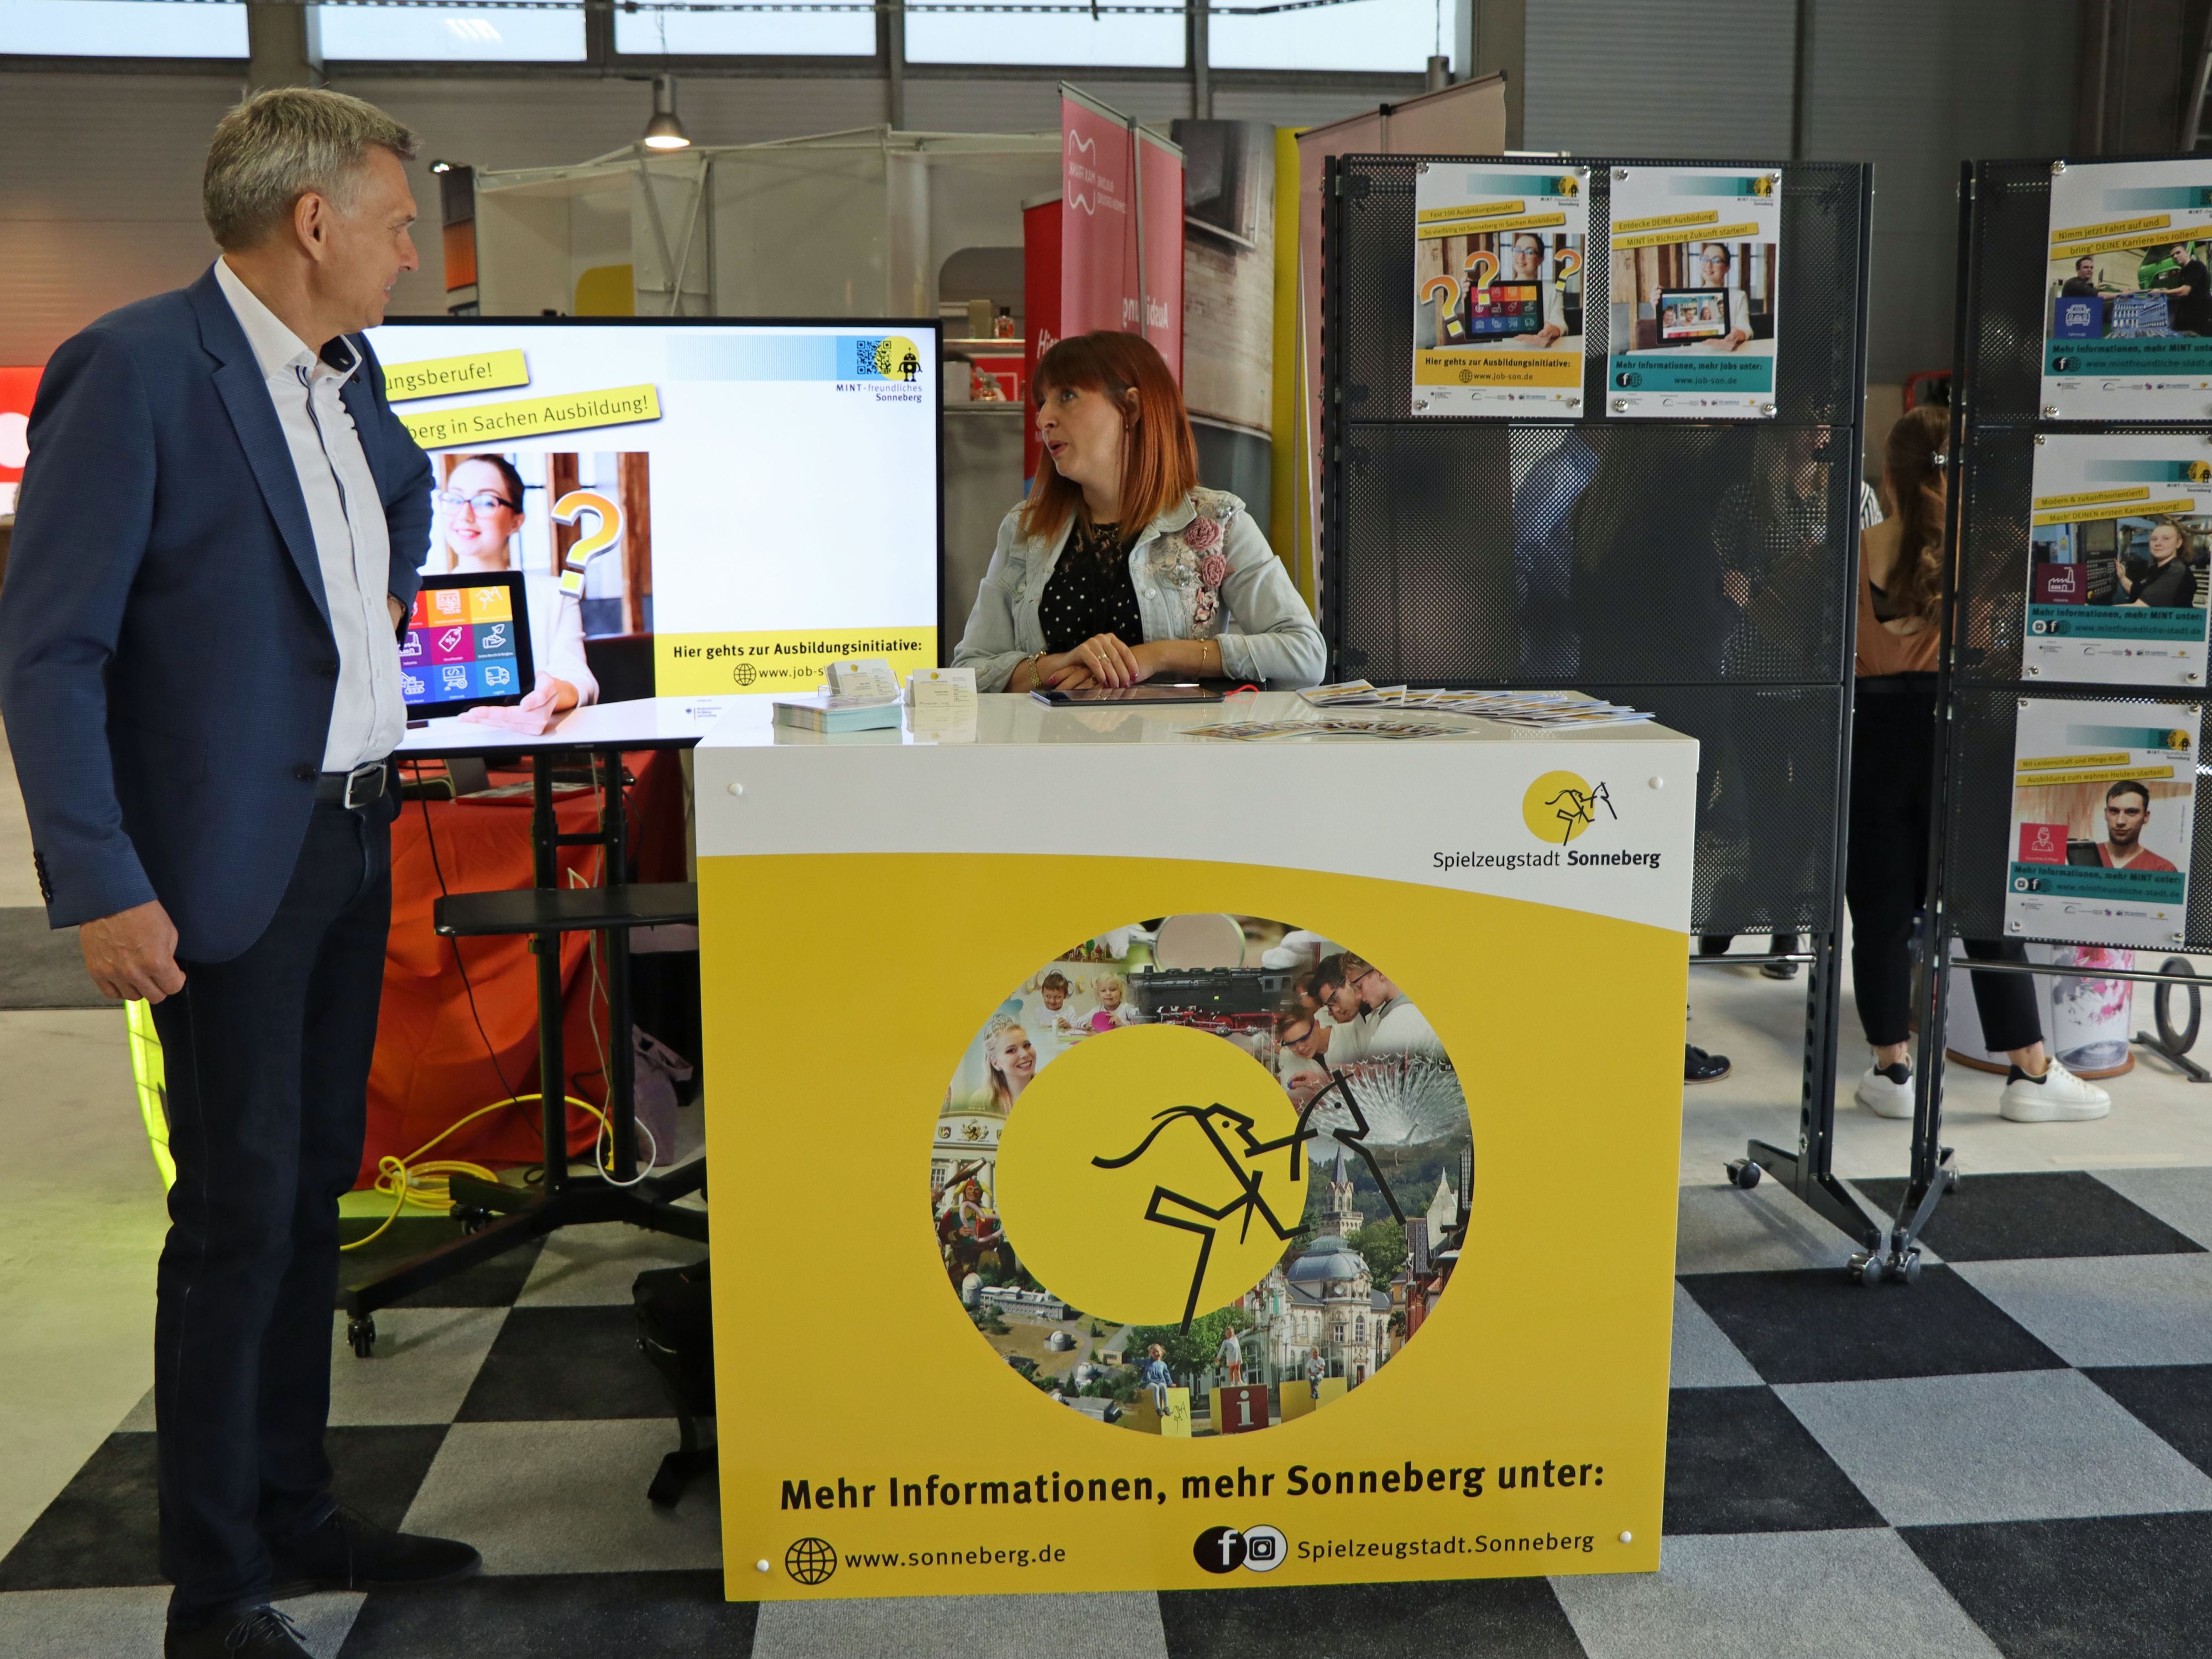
[785,1537,837,1585]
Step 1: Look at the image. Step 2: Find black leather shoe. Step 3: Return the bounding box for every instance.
[267,1505,481,1597]
[1685,1044,1732,1083]
[165,1606,311,1658]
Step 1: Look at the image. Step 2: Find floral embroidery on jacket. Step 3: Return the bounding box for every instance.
[1146,491,1237,635]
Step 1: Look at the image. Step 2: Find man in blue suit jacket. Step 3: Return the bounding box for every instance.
[0,90,479,1658]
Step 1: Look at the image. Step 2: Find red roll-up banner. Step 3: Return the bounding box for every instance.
[1059,86,1182,381]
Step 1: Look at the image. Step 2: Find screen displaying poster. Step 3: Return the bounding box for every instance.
[2025,435,2212,687]
[1604,166,1782,419]
[1411,165,1587,415]
[368,320,942,699]
[2007,700,2196,948]
[2041,158,2212,419]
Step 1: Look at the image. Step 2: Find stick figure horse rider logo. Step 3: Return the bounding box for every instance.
[1089,1071,1405,1333]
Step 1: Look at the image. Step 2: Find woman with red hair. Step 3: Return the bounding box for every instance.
[953,331,1325,691]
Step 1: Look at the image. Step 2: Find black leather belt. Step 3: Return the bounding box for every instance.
[314,760,389,808]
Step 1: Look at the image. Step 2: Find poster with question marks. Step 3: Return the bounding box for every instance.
[1604,166,1782,420]
[1411,165,1588,416]
[371,321,942,699]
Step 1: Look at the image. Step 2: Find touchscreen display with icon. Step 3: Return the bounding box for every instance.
[400,571,535,717]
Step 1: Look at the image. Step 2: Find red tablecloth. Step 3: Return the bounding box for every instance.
[363,750,683,1185]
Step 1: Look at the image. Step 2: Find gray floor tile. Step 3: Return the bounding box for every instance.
[754,1590,1167,1659]
[329,1307,509,1426]
[1667,1284,1760,1389]
[401,1420,721,1575]
[1775,1369,2212,1526]
[2082,1165,2212,1251]
[1953,1254,2212,1368]
[514,1221,706,1307]
[1673,1185,1871,1277]
[1551,1529,2000,1659]
[0,1587,363,1659]
[116,1390,154,1434]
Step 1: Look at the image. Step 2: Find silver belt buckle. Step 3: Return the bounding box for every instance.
[343,761,385,810]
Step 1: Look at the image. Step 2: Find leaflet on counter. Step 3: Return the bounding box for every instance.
[2007,700,2195,947]
[2024,435,2212,686]
[1605,165,1783,419]
[1412,165,1589,416]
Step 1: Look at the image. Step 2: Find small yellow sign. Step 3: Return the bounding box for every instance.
[1610,210,1721,237]
[1413,351,1579,389]
[1611,218,1763,252]
[380,349,530,403]
[399,383,662,449]
[658,627,937,694]
[2033,495,2195,527]
[1417,199,1526,224]
[2015,764,2176,789]
[2051,212,2172,248]
[1420,211,1568,239]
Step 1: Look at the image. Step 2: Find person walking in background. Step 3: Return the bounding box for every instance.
[0,89,481,1658]
[1845,407,2110,1124]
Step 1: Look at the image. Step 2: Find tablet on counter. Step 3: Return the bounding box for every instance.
[1031,684,1225,706]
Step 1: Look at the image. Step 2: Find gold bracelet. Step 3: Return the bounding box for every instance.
[1021,649,1046,691]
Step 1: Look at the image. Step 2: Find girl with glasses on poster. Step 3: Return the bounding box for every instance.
[435,453,598,731]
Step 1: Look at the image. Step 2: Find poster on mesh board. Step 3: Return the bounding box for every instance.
[2042,158,2212,420]
[1604,166,1781,419]
[2025,435,2212,687]
[1412,165,1588,415]
[2007,700,2196,948]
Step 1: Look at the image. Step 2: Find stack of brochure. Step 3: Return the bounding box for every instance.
[771,691,904,734]
[1298,682,1653,728]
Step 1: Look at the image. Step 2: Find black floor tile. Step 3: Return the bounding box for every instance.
[338,1571,755,1658]
[337,1215,546,1310]
[1854,1171,2204,1263]
[2084,1366,2212,1478]
[1161,1577,1585,1658]
[1679,1266,2063,1385]
[0,1426,448,1593]
[1662,1386,1884,1535]
[1903,1512,2212,1659]
[0,1433,161,1590]
[456,1305,669,1422]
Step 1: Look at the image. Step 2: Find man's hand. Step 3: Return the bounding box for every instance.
[80,899,185,1003]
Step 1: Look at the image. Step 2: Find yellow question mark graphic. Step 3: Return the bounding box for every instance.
[1419,274,1462,332]
[1465,249,1499,293]
[551,489,622,598]
[1553,247,1582,284]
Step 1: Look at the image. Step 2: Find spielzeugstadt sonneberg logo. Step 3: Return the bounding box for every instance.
[1431,769,1661,875]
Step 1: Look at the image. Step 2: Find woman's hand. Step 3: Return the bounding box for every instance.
[1047,633,1147,688]
[460,674,576,734]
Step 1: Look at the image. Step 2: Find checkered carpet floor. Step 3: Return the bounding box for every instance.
[8,1167,2212,1657]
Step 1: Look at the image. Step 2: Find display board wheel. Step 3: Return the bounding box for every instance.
[347,1316,377,1359]
[2155,957,2201,1055]
[1725,1158,1761,1190]
[1884,1249,1922,1286]
[1846,1252,1883,1288]
[455,1205,492,1234]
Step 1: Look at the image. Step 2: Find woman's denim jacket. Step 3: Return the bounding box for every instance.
[951,487,1327,691]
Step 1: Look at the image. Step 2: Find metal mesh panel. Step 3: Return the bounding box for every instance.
[1955,160,2056,425]
[1577,682,1844,938]
[1328,156,1868,425]
[1942,688,2212,946]
[1329,422,1852,687]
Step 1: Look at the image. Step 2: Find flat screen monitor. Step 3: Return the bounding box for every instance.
[364,317,944,703]
[1656,288,1728,342]
[1463,281,1544,337]
[401,571,535,716]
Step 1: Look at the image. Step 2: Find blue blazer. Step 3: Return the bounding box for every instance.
[0,267,432,962]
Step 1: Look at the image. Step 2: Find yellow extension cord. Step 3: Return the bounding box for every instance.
[340,1092,614,1252]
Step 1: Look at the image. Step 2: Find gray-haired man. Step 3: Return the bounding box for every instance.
[0,88,477,1658]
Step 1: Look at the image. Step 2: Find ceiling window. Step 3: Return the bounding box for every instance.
[614,7,875,57]
[1209,0,1439,72]
[905,6,1183,67]
[314,5,586,61]
[0,0,247,56]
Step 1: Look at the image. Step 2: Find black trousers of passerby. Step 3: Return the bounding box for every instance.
[1846,677,2041,1052]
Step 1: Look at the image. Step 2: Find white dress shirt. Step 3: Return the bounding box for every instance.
[213,259,404,771]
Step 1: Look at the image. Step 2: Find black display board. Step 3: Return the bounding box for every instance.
[1321,154,1881,1258]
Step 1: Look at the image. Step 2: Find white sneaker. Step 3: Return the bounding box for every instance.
[1855,1063,1914,1119]
[1998,1057,2111,1123]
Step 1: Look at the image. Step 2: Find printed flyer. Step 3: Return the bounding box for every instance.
[2007,700,2196,948]
[1605,166,1782,419]
[1412,165,1588,415]
[2042,158,2212,419]
[2025,434,2212,687]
